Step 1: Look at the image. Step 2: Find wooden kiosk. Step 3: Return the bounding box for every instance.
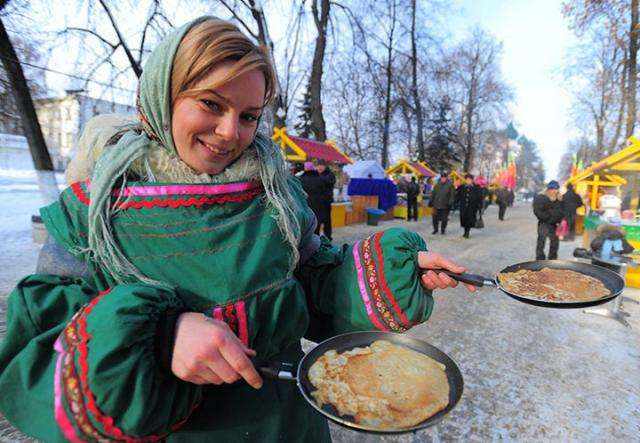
[386,160,436,219]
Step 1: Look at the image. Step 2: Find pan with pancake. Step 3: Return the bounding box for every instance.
[433,259,624,308]
[255,331,463,434]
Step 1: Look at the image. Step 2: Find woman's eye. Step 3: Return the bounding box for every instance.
[242,114,260,123]
[201,99,221,112]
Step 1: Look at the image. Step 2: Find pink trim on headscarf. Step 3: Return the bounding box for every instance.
[352,241,388,331]
[53,338,84,443]
[212,307,224,322]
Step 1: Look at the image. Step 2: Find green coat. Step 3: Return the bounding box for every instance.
[0,177,434,442]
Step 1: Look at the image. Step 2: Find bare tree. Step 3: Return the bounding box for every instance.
[563,0,639,139]
[0,15,52,170]
[307,0,330,140]
[409,0,425,161]
[437,29,512,171]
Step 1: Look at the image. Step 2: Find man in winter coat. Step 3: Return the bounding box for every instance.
[562,183,583,241]
[430,172,456,234]
[456,174,482,238]
[316,159,336,240]
[406,176,420,221]
[496,186,510,221]
[299,162,327,237]
[533,180,564,260]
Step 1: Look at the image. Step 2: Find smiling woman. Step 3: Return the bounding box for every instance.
[0,16,474,443]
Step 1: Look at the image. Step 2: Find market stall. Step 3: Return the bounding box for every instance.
[386,160,436,219]
[273,127,354,228]
[567,136,640,287]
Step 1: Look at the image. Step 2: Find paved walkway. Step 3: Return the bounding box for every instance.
[1,203,639,442]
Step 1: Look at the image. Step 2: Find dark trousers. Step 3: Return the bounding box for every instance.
[498,204,507,220]
[536,223,559,260]
[314,203,332,240]
[433,209,450,233]
[565,212,576,239]
[407,199,418,221]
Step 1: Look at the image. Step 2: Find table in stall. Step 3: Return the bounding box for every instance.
[582,214,640,287]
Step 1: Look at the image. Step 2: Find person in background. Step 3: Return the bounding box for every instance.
[299,162,326,236]
[430,171,456,234]
[507,188,515,207]
[315,159,336,240]
[533,180,564,260]
[562,183,584,241]
[406,176,420,221]
[474,176,489,220]
[456,173,482,238]
[496,186,510,221]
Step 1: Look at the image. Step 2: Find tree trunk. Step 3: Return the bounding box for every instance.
[0,17,53,171]
[381,1,397,168]
[410,0,425,161]
[626,0,638,139]
[309,0,330,141]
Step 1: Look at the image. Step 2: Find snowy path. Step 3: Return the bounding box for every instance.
[0,181,638,441]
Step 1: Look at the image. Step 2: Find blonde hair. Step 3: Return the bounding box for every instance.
[171,19,277,105]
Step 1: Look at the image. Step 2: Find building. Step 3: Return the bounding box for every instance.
[34,91,135,170]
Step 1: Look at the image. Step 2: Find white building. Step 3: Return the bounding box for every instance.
[35,91,135,170]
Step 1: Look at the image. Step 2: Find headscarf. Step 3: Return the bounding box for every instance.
[78,17,302,285]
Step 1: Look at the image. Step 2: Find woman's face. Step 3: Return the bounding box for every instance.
[171,61,266,175]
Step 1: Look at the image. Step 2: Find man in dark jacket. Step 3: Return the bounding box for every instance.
[496,186,510,221]
[456,174,482,238]
[316,159,336,240]
[533,180,564,260]
[562,183,583,241]
[299,162,327,237]
[406,176,420,221]
[430,172,456,234]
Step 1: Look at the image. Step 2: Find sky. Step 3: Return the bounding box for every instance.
[33,0,577,180]
[453,0,579,179]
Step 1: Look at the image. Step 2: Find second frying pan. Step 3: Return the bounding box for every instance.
[430,259,624,308]
[257,331,463,434]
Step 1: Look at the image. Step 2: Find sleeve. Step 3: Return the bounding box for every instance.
[0,276,200,442]
[533,195,550,223]
[297,228,434,337]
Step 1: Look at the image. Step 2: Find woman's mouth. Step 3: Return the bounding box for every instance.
[197,138,231,157]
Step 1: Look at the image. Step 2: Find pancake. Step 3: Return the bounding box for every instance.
[497,267,610,302]
[308,340,450,430]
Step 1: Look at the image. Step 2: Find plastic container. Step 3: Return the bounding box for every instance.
[366,208,386,226]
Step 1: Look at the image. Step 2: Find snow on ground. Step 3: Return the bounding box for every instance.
[0,172,638,441]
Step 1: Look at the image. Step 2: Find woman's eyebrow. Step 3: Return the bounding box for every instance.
[205,90,263,112]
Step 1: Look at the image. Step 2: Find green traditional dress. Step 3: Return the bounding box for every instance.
[0,17,434,443]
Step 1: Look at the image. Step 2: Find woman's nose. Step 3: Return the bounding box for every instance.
[215,114,240,142]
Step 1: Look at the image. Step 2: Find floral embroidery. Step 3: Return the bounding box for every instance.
[362,236,406,332]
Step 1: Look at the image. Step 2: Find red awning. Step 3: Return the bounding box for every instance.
[288,135,352,164]
[410,162,435,177]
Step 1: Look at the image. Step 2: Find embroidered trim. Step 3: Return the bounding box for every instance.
[71,180,264,210]
[112,181,261,197]
[53,338,85,443]
[56,288,195,442]
[352,240,388,331]
[362,236,405,332]
[372,231,413,329]
[211,301,249,346]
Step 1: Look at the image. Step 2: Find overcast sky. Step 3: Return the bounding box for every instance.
[453,0,578,179]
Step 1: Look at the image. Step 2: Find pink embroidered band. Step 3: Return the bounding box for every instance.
[352,240,388,331]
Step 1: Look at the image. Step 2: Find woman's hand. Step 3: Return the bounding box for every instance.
[417,251,477,293]
[171,312,263,388]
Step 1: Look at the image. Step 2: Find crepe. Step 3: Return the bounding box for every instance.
[308,340,450,430]
[498,267,610,302]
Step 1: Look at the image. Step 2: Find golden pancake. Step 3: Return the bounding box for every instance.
[498,267,610,302]
[308,340,450,429]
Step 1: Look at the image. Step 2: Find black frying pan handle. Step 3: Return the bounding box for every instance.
[252,359,296,381]
[421,269,494,287]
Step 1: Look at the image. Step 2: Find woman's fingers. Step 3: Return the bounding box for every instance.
[217,335,263,389]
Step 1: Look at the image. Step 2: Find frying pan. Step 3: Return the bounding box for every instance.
[256,331,463,434]
[429,259,625,308]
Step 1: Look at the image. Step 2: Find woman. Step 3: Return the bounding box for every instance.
[0,17,474,442]
[456,173,482,238]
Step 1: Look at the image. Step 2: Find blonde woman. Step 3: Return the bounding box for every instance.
[0,17,473,442]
